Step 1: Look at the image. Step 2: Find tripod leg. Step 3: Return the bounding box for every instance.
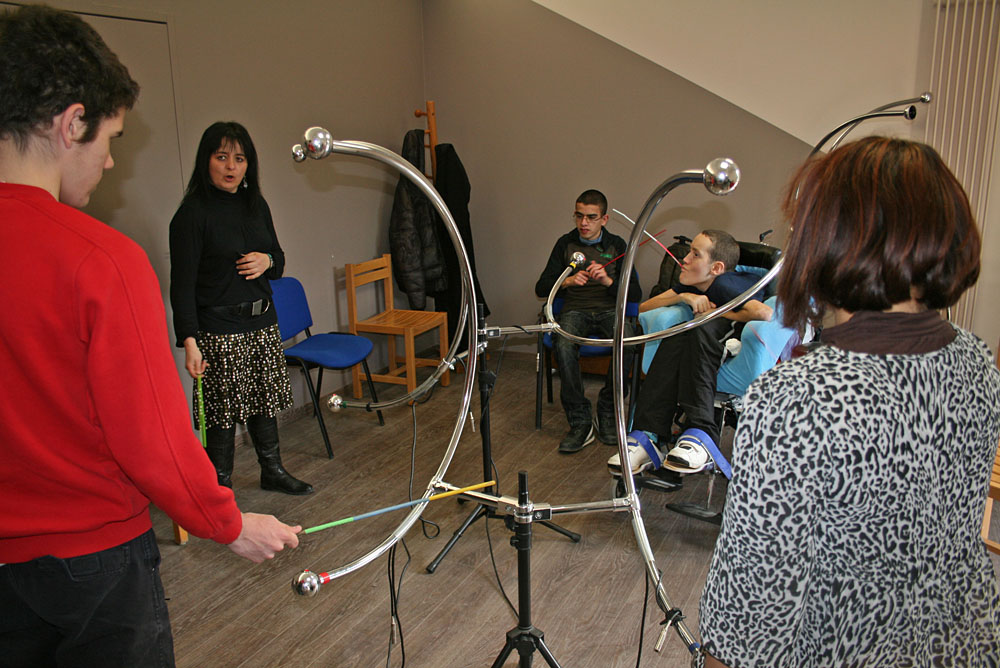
[535,635,563,668]
[537,520,581,543]
[425,504,488,573]
[491,633,517,668]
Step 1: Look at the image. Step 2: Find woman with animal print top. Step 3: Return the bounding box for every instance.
[697,137,1000,667]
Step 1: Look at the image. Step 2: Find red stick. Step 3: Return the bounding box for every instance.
[599,229,676,269]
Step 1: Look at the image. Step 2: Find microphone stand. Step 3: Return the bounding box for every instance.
[426,307,580,574]
[491,471,562,668]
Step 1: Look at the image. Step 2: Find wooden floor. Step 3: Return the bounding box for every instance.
[152,349,1000,667]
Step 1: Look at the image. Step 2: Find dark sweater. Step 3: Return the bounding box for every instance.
[169,188,284,344]
[535,229,641,312]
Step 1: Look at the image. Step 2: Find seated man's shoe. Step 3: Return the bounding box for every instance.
[608,430,665,475]
[663,430,715,473]
[559,422,595,454]
[597,413,618,445]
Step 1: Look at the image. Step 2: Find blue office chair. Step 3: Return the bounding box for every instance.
[270,277,384,459]
[535,297,643,430]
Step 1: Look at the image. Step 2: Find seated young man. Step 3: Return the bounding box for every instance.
[535,189,641,453]
[608,230,769,474]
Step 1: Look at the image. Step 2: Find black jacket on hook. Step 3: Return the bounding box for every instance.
[388,129,446,310]
[431,142,489,351]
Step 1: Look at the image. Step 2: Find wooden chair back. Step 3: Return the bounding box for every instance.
[345,253,394,333]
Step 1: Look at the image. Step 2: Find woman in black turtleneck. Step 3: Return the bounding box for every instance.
[169,121,312,496]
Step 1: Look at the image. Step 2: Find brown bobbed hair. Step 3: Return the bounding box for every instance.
[777,136,981,333]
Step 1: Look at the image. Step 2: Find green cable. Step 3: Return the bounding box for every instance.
[197,375,207,447]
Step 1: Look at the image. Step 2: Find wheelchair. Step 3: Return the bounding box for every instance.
[610,238,805,524]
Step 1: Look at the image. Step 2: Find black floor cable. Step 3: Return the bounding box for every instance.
[383,333,526,664]
[384,398,442,667]
[479,336,517,618]
[483,457,517,618]
[636,571,650,667]
[385,539,412,668]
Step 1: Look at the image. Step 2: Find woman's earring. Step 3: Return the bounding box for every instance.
[242,177,248,189]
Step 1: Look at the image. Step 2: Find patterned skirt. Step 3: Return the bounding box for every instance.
[193,324,293,429]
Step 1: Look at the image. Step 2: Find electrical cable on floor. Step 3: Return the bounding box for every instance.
[636,570,650,668]
[480,336,517,618]
[410,403,439,539]
[385,538,412,668]
[384,395,441,667]
[484,456,517,618]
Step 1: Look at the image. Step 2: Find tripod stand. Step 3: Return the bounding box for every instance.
[491,471,562,668]
[426,311,580,574]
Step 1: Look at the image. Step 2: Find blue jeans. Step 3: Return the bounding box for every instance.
[552,309,635,427]
[0,529,174,667]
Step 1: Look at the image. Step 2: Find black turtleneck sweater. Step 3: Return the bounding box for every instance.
[169,188,284,344]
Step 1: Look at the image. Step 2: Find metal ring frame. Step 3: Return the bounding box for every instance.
[288,94,925,654]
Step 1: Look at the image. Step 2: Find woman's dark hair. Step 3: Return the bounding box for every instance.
[184,121,262,210]
[0,5,140,149]
[778,136,981,332]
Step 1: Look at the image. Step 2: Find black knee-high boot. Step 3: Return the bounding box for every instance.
[246,415,314,495]
[205,425,236,488]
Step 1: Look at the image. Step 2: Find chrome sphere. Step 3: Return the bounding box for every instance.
[704,158,740,196]
[303,126,333,160]
[571,251,586,266]
[291,143,306,163]
[326,394,344,412]
[292,570,321,597]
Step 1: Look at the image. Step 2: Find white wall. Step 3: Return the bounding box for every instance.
[532,0,928,146]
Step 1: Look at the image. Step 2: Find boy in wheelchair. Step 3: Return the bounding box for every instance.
[608,230,775,476]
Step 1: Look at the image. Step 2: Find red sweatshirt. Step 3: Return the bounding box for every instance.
[0,183,242,562]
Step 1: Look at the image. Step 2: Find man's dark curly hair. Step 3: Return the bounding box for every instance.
[0,5,139,149]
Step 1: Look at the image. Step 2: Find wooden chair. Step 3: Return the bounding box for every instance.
[981,339,1000,554]
[344,254,449,397]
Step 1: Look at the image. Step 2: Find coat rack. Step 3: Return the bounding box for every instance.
[414,100,438,182]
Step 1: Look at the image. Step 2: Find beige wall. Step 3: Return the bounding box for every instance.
[532,0,928,145]
[421,0,809,338]
[16,1,983,407]
[22,0,427,404]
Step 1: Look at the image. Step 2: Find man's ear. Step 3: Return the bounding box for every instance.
[709,259,726,276]
[56,104,87,149]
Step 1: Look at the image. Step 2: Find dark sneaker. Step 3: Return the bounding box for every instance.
[597,413,618,445]
[558,422,595,453]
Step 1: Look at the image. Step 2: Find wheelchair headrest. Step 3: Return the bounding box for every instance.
[737,242,781,270]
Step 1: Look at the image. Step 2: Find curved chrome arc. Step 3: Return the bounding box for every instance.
[825,92,933,155]
[543,261,782,350]
[290,128,480,581]
[610,159,741,653]
[808,108,918,159]
[294,133,472,411]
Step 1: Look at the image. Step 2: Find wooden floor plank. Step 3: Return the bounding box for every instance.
[152,350,1000,667]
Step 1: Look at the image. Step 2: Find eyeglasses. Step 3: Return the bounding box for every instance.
[573,212,602,222]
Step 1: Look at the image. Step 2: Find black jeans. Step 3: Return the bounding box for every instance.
[631,318,730,446]
[0,529,174,667]
[552,309,635,427]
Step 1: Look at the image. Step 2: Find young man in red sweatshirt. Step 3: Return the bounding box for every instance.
[0,6,300,666]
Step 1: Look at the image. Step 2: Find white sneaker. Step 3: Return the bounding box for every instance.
[608,431,665,475]
[663,438,713,473]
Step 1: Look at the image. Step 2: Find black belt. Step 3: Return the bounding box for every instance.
[204,298,270,318]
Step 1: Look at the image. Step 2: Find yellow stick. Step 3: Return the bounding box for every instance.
[304,480,496,534]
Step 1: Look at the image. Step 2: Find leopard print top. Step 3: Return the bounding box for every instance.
[697,328,1000,667]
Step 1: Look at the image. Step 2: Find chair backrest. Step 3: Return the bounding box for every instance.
[269,277,313,342]
[345,254,395,332]
[735,241,782,300]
